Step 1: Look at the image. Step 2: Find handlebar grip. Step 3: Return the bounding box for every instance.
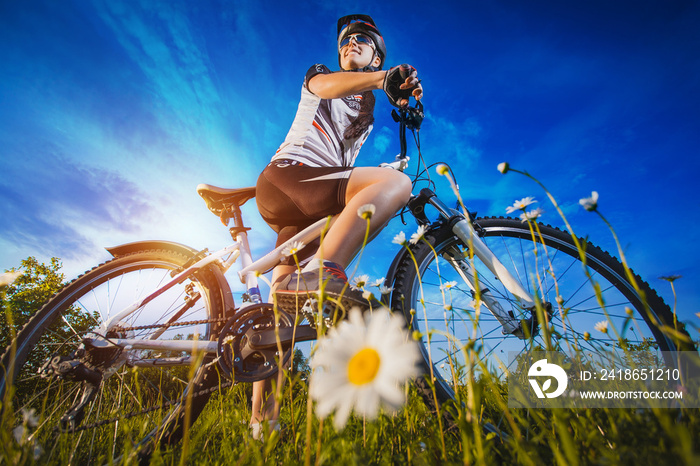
[399,64,412,79]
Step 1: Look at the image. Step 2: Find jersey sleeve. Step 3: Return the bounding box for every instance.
[303,64,332,92]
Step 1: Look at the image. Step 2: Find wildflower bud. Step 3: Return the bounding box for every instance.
[497,162,510,174]
[579,191,599,212]
[625,307,634,316]
[583,332,590,341]
[392,231,407,245]
[436,164,449,176]
[357,204,376,220]
[412,330,422,340]
[594,320,609,334]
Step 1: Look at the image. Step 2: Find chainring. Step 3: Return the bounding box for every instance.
[217,303,295,383]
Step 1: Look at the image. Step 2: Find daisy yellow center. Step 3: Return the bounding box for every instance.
[347,348,381,385]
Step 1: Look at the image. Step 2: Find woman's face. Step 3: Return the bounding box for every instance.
[339,33,381,70]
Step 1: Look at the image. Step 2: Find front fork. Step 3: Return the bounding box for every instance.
[407,189,544,337]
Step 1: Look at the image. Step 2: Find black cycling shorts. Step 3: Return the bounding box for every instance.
[256,159,353,259]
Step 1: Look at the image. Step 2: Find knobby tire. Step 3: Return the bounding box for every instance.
[389,217,693,412]
[0,248,227,463]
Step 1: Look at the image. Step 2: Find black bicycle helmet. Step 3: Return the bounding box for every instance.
[337,14,386,71]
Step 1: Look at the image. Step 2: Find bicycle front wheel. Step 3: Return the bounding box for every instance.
[1,248,226,463]
[389,217,692,405]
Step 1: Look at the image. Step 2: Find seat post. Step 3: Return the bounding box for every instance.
[227,205,262,303]
[226,205,243,231]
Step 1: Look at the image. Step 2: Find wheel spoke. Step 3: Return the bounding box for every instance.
[391,218,684,421]
[2,249,224,462]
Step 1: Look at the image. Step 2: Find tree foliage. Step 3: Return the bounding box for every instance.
[1,257,65,352]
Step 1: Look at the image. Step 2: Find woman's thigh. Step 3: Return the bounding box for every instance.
[344,166,412,204]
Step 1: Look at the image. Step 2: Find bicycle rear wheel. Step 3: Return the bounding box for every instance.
[389,217,693,406]
[0,248,226,463]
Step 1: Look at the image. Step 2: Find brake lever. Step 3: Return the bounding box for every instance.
[391,102,424,131]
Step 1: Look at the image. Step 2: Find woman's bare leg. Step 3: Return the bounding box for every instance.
[250,167,411,426]
[316,167,412,267]
[250,264,294,425]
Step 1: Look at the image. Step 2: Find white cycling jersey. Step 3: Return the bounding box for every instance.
[272,64,375,168]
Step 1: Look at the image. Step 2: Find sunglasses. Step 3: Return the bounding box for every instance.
[339,33,375,50]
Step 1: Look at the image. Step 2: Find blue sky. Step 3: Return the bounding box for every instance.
[1,0,698,326]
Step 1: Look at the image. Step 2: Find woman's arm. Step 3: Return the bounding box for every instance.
[307,70,387,99]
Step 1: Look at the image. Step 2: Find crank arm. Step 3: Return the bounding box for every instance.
[248,325,317,349]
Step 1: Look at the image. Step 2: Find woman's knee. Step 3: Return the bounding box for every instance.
[398,171,413,198]
[347,167,412,201]
[384,170,412,204]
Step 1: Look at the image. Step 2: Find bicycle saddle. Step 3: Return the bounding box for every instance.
[196,183,256,216]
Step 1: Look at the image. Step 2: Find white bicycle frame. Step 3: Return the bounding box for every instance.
[94,191,535,358]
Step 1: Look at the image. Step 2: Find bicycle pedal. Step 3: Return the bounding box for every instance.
[301,298,318,315]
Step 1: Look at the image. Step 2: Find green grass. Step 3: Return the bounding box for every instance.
[5,368,698,465]
[3,165,700,464]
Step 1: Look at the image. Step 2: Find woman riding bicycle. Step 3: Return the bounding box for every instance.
[251,14,423,437]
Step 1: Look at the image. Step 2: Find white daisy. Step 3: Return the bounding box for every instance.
[579,191,599,212]
[222,335,235,345]
[519,207,544,222]
[594,320,609,334]
[378,285,393,295]
[440,281,458,290]
[409,225,428,245]
[13,425,28,445]
[357,203,376,220]
[506,197,537,214]
[21,408,39,428]
[371,277,385,288]
[497,162,510,174]
[392,231,407,245]
[13,409,40,445]
[351,274,370,290]
[309,308,421,429]
[281,240,305,258]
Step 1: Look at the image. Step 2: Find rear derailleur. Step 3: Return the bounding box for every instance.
[38,329,128,432]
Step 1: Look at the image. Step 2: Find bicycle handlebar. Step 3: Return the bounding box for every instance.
[391,101,424,160]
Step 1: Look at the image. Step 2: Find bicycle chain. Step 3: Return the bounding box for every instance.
[112,317,229,333]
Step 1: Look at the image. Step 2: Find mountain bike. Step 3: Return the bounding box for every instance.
[1,103,693,462]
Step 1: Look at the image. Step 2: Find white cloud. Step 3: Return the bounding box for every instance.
[372,126,393,155]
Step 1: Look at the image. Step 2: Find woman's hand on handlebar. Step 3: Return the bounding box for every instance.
[383,64,423,108]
